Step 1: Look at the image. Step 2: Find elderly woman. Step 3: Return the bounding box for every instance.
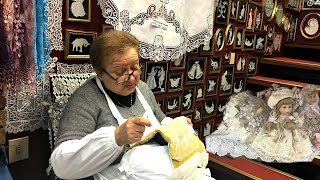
[50,30,212,180]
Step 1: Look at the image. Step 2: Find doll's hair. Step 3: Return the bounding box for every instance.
[275,97,295,115]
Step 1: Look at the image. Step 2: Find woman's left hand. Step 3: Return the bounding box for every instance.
[186,117,192,126]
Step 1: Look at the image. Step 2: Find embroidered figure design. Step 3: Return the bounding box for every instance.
[170,77,180,88]
[256,37,265,49]
[168,99,178,110]
[211,60,219,71]
[208,79,217,92]
[234,80,243,93]
[183,90,193,110]
[71,0,86,17]
[220,70,231,91]
[71,38,90,53]
[205,102,215,114]
[248,61,256,72]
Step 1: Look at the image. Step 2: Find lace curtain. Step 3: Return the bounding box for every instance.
[97,0,216,61]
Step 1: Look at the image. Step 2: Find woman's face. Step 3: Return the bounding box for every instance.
[279,104,293,116]
[100,48,140,96]
[307,92,318,105]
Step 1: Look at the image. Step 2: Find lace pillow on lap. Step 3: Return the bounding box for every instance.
[48,73,95,150]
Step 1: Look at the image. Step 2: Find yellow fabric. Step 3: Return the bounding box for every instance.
[131,116,206,168]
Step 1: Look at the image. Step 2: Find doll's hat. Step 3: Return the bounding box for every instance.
[267,87,294,109]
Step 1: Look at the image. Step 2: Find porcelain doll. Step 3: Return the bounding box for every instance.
[251,87,314,162]
[299,84,320,125]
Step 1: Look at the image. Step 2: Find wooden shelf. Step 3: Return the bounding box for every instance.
[246,76,320,88]
[259,57,320,71]
[284,43,320,50]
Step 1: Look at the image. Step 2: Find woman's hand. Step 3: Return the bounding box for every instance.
[115,117,152,146]
[186,117,192,126]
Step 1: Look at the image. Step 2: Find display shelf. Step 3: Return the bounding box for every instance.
[284,43,320,50]
[259,57,320,71]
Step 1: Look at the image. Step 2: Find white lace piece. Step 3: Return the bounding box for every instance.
[47,0,64,51]
[205,134,319,163]
[56,61,94,74]
[97,0,215,61]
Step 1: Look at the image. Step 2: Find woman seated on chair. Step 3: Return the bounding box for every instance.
[50,30,213,180]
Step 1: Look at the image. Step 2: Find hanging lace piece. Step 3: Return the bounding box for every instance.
[34,0,51,80]
[47,0,63,50]
[97,0,215,61]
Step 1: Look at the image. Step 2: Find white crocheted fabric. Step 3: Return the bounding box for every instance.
[97,0,216,61]
[48,0,63,50]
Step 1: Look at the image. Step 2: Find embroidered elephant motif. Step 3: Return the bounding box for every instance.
[71,38,90,53]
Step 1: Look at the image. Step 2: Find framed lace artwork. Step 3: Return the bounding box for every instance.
[166,95,181,115]
[199,37,214,55]
[167,72,183,92]
[286,0,301,11]
[237,0,248,23]
[229,0,239,20]
[267,25,275,40]
[249,0,264,6]
[242,33,256,51]
[273,33,282,52]
[169,54,186,70]
[265,41,273,55]
[282,15,291,33]
[302,0,320,9]
[209,56,222,74]
[102,24,114,32]
[195,85,205,101]
[265,0,278,21]
[185,57,206,85]
[287,16,298,41]
[247,57,258,75]
[235,54,248,73]
[234,27,244,49]
[275,4,284,27]
[156,98,166,113]
[300,13,320,39]
[245,4,257,32]
[64,29,97,60]
[217,98,228,116]
[203,120,214,138]
[203,97,217,118]
[255,33,267,53]
[66,0,91,22]
[219,65,234,96]
[215,0,231,24]
[214,28,225,51]
[206,75,219,97]
[193,104,203,122]
[255,8,264,31]
[181,87,195,114]
[233,77,246,93]
[145,61,168,93]
[225,24,235,46]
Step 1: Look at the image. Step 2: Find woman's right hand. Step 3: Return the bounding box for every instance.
[115,117,152,146]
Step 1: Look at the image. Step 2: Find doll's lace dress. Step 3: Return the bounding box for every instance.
[206,91,271,159]
[251,114,318,162]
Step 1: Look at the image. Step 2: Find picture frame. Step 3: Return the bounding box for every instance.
[217,98,228,116]
[255,33,267,53]
[225,24,235,46]
[145,61,168,93]
[181,87,195,114]
[156,98,166,113]
[242,33,256,51]
[247,57,258,75]
[194,104,203,122]
[215,0,231,24]
[265,0,277,21]
[230,0,239,20]
[203,97,217,118]
[189,48,199,55]
[286,0,301,11]
[167,72,183,92]
[209,56,222,74]
[206,75,219,97]
[193,121,202,139]
[214,28,225,51]
[245,4,257,32]
[166,95,181,115]
[64,29,97,60]
[219,65,234,96]
[235,54,248,73]
[265,41,273,55]
[302,0,320,9]
[275,4,284,27]
[195,85,206,101]
[287,17,298,41]
[199,37,214,55]
[273,33,282,52]
[267,25,275,40]
[203,120,214,137]
[102,24,114,32]
[300,13,320,39]
[233,77,246,93]
[234,27,244,49]
[255,9,264,31]
[66,0,91,22]
[170,54,186,70]
[185,57,206,85]
[237,0,248,23]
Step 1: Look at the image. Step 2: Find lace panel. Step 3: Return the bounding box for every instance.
[47,0,63,51]
[97,0,215,61]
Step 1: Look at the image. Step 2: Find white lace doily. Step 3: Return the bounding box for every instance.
[48,0,63,51]
[205,130,319,163]
[97,0,216,61]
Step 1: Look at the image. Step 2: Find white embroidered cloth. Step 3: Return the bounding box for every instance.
[97,0,216,61]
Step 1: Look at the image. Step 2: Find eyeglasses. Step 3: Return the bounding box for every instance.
[102,64,143,83]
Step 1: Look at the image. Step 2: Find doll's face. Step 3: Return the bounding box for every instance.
[307,92,318,105]
[279,104,293,116]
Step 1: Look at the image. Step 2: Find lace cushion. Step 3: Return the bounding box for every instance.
[48,73,95,149]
